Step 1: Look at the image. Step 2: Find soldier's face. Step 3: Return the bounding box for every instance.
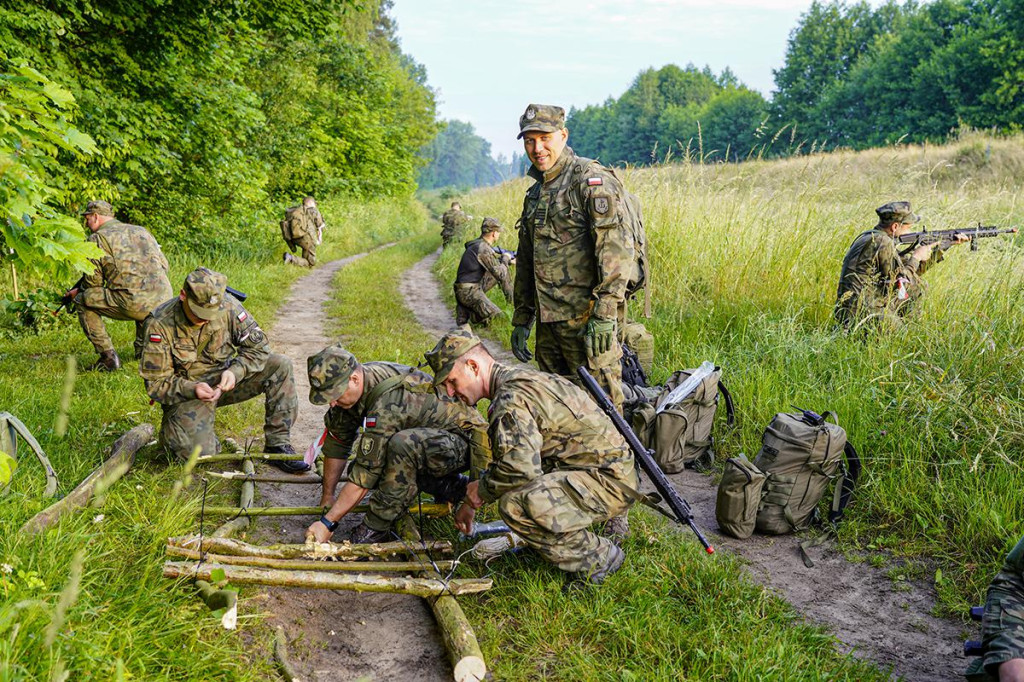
[330,374,363,409]
[440,360,485,406]
[523,129,568,172]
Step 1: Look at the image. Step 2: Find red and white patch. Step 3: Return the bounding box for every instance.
[148,333,163,343]
[587,177,603,186]
[363,416,377,429]
[236,311,248,322]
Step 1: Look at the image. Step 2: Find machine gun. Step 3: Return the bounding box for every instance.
[897,224,1017,254]
[57,280,247,314]
[577,366,714,554]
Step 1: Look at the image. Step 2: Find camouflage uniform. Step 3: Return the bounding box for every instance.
[441,208,469,248]
[835,201,944,329]
[75,202,173,359]
[454,219,514,326]
[139,267,297,459]
[284,204,326,268]
[966,535,1024,681]
[309,349,490,532]
[513,106,633,409]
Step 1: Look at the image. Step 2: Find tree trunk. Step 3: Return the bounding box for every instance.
[167,535,453,560]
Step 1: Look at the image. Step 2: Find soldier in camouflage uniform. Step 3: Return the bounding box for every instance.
[509,104,634,412]
[965,535,1024,682]
[454,217,514,326]
[282,196,327,268]
[303,344,490,545]
[427,327,638,585]
[139,267,305,473]
[440,201,469,248]
[67,200,173,371]
[835,201,967,330]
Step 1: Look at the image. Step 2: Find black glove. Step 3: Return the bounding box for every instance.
[511,325,533,362]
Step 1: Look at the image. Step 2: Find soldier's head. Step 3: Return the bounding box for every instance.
[179,267,227,325]
[307,344,364,409]
[518,104,568,173]
[425,326,494,406]
[480,218,501,243]
[80,200,115,232]
[451,201,461,210]
[302,196,317,208]
[875,201,920,236]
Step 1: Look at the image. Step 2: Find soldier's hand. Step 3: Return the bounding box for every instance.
[912,242,936,261]
[511,325,533,362]
[454,502,476,535]
[305,520,332,544]
[66,287,80,300]
[195,382,221,403]
[218,370,237,393]
[951,232,970,245]
[584,317,616,357]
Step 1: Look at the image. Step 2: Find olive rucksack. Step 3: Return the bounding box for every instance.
[622,322,654,377]
[280,206,311,251]
[715,453,765,540]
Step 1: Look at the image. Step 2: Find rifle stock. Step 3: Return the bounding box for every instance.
[576,366,714,554]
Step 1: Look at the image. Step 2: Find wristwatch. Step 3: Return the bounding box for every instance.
[319,515,339,532]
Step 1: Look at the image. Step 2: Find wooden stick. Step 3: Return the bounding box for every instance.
[205,470,323,484]
[201,503,450,518]
[274,626,305,682]
[399,517,488,682]
[20,423,153,534]
[196,452,305,463]
[163,562,492,597]
[167,535,453,560]
[165,546,454,573]
[211,458,255,538]
[2,411,60,497]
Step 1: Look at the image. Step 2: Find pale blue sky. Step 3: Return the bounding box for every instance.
[390,0,877,160]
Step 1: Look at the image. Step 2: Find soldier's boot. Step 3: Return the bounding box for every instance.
[349,522,392,545]
[419,473,469,505]
[87,349,121,372]
[564,544,625,593]
[601,513,630,546]
[264,444,311,474]
[282,252,294,265]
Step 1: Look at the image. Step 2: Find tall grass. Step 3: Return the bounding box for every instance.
[449,132,1024,612]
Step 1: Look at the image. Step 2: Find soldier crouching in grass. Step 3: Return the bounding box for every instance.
[427,327,637,587]
[966,535,1024,682]
[454,217,514,327]
[303,344,490,545]
[139,267,307,473]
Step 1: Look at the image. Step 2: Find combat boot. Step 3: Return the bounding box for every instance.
[419,473,469,505]
[349,522,391,545]
[564,544,625,593]
[264,444,311,474]
[87,349,121,372]
[601,513,630,546]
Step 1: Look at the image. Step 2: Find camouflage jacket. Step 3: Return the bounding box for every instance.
[286,206,326,239]
[513,148,634,326]
[140,296,268,405]
[322,362,490,489]
[441,209,469,231]
[477,363,638,504]
[835,228,944,320]
[83,219,172,314]
[455,238,513,300]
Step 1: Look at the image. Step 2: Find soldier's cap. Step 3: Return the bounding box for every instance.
[307,344,361,405]
[876,201,920,225]
[517,104,566,139]
[80,200,114,217]
[480,217,502,235]
[424,326,482,386]
[183,267,227,321]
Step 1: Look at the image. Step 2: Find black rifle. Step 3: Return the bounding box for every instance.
[577,366,714,554]
[897,224,1017,254]
[225,285,247,302]
[492,246,517,261]
[57,275,86,314]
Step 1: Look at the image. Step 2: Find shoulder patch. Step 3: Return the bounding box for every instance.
[593,196,610,214]
[148,333,163,343]
[363,416,377,429]
[237,310,248,323]
[587,177,603,186]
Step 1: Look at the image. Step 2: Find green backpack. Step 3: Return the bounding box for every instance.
[280,205,311,250]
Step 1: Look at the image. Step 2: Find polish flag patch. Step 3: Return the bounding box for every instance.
[363,416,377,428]
[148,333,163,343]
[587,177,603,186]
[237,311,248,322]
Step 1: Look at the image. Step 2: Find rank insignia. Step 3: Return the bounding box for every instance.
[525,107,536,120]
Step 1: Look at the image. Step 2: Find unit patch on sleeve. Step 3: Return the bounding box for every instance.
[587,177,603,186]
[148,333,163,343]
[237,311,248,323]
[363,416,377,429]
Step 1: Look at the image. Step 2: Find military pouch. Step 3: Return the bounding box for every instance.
[649,367,735,473]
[715,454,766,539]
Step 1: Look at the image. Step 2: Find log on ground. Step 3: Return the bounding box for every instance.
[200,502,450,517]
[166,546,455,573]
[167,535,453,560]
[212,459,255,539]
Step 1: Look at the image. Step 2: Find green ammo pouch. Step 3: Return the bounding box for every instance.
[715,453,766,539]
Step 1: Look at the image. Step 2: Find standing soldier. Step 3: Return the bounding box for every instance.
[509,104,635,411]
[139,267,307,473]
[303,344,490,545]
[66,200,173,371]
[454,217,514,327]
[282,196,327,268]
[440,201,469,248]
[427,327,637,586]
[835,201,967,329]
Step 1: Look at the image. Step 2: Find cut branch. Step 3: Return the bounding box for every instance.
[206,470,324,484]
[200,503,450,518]
[196,452,305,464]
[167,535,453,560]
[166,546,454,573]
[212,459,255,539]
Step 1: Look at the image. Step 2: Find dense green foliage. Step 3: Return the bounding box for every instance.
[418,119,507,190]
[0,0,437,262]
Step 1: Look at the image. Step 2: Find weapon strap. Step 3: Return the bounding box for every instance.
[362,373,407,416]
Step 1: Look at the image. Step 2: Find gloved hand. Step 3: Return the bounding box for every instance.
[584,317,616,358]
[511,325,533,362]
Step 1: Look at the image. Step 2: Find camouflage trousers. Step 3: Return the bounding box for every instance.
[363,428,469,531]
[454,274,501,326]
[535,315,624,412]
[158,353,298,460]
[498,469,632,574]
[441,227,454,248]
[287,235,318,267]
[75,287,168,357]
[966,535,1024,681]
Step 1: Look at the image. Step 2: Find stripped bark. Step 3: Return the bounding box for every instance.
[167,535,453,560]
[166,546,455,573]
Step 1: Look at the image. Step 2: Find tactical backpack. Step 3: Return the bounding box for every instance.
[280,206,311,251]
[627,366,735,473]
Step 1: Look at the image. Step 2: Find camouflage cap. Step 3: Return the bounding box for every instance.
[307,344,360,405]
[424,326,482,386]
[876,201,920,225]
[80,200,114,217]
[480,217,502,236]
[517,104,566,139]
[183,267,227,321]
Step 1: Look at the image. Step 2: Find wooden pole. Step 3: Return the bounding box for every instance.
[211,458,255,538]
[163,562,492,597]
[165,546,455,573]
[11,262,18,301]
[167,535,453,560]
[200,503,450,518]
[196,452,306,464]
[20,423,153,534]
[274,626,305,682]
[205,470,323,484]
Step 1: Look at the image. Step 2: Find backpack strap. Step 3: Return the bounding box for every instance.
[362,373,407,417]
[718,379,736,427]
[828,441,861,524]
